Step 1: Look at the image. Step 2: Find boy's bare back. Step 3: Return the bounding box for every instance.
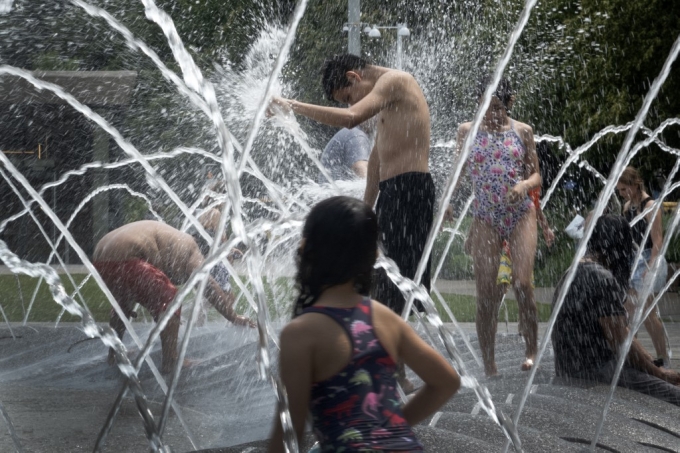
[93,220,200,282]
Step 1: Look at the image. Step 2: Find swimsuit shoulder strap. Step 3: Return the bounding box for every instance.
[509,119,527,149]
[300,299,373,350]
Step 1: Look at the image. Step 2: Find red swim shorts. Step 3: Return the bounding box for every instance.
[94,259,179,321]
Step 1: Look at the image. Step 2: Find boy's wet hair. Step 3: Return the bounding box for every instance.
[587,214,633,289]
[321,54,369,101]
[476,76,514,110]
[293,196,378,317]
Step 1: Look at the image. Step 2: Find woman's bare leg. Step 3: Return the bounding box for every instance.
[626,290,669,360]
[508,207,538,371]
[470,218,504,376]
[643,295,669,361]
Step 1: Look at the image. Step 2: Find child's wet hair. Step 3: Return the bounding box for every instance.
[587,214,633,289]
[321,54,369,101]
[476,76,513,110]
[293,196,378,317]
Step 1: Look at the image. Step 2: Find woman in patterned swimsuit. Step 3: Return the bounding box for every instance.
[268,196,460,452]
[457,78,542,377]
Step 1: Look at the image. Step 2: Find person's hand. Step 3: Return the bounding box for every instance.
[661,368,680,386]
[506,181,528,205]
[543,228,555,248]
[232,314,256,328]
[464,233,473,255]
[227,248,243,262]
[266,96,292,117]
[443,205,455,223]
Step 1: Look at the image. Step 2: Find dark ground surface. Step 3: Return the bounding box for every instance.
[1,321,679,452]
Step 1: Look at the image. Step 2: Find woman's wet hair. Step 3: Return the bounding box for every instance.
[293,196,378,317]
[321,54,369,101]
[587,214,633,289]
[476,76,513,110]
[618,166,646,194]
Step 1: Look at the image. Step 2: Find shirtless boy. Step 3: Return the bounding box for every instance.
[93,220,253,374]
[269,54,434,317]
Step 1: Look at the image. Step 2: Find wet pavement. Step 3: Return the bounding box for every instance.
[0,320,678,452]
[1,266,678,451]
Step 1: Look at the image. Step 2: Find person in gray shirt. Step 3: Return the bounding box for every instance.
[318,126,371,183]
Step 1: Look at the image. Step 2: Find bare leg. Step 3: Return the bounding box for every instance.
[108,310,127,366]
[470,218,504,376]
[643,295,669,361]
[627,290,669,360]
[508,207,538,371]
[160,313,181,374]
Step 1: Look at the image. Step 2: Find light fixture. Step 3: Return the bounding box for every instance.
[342,25,349,32]
[368,26,381,38]
[363,26,373,34]
[0,0,14,14]
[397,25,410,37]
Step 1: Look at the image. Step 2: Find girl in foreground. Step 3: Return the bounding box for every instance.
[268,196,460,452]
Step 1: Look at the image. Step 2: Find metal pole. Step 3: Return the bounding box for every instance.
[396,33,403,70]
[348,0,360,55]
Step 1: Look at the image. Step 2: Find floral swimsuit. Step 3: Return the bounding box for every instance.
[303,298,423,452]
[468,120,533,238]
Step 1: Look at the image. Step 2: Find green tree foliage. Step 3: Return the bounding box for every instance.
[520,0,680,187]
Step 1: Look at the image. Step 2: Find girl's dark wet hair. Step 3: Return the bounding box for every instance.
[587,214,633,289]
[293,196,378,317]
[476,76,513,110]
[321,54,368,101]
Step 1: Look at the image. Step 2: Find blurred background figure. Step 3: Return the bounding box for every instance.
[552,215,680,405]
[617,166,670,367]
[317,118,375,183]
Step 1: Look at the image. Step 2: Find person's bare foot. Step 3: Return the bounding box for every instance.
[162,358,203,374]
[107,349,116,367]
[520,357,535,371]
[484,363,499,377]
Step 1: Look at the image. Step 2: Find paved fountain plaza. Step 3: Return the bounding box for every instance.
[1,1,680,452]
[1,317,679,452]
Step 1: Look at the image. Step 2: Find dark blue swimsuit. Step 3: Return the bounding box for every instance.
[302,298,423,452]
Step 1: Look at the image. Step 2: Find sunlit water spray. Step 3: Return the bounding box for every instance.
[1,1,679,452]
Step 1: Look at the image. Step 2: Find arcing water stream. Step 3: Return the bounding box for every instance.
[0,1,679,452]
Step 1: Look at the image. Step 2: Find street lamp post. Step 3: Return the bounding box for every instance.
[347,0,361,56]
[366,24,410,70]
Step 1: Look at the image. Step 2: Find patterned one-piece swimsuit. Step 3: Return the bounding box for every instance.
[303,298,423,452]
[468,120,533,238]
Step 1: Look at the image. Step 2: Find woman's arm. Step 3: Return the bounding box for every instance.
[506,123,540,205]
[645,198,664,265]
[521,124,542,191]
[599,315,679,384]
[449,123,470,200]
[268,322,314,452]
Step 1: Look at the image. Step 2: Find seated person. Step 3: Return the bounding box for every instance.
[93,220,254,374]
[551,214,680,406]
